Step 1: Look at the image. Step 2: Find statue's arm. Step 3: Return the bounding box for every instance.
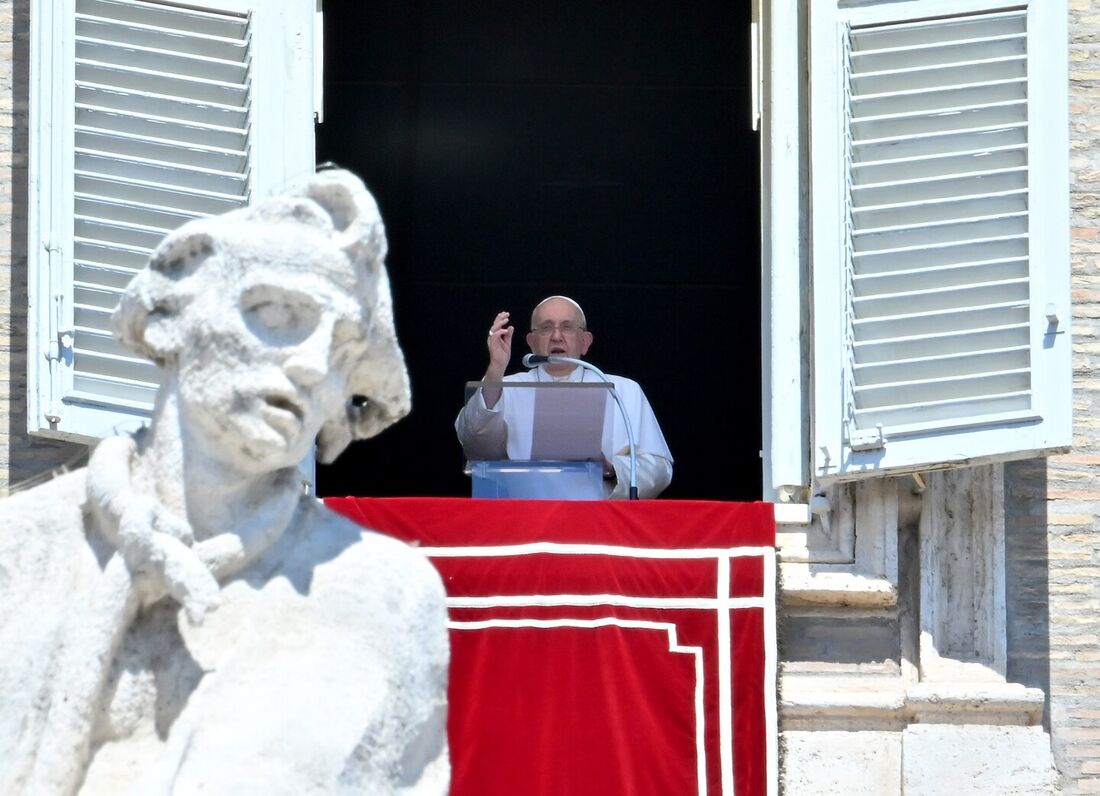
[86,436,219,624]
[394,562,451,794]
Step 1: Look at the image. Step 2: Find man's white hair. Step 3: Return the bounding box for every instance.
[531,295,587,330]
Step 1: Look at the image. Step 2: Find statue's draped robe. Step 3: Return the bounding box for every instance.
[0,471,449,795]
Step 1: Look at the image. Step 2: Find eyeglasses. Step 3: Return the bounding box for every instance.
[532,322,585,337]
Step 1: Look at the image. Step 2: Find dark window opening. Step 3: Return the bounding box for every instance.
[316,1,761,500]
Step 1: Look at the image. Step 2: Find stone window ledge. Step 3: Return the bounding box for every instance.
[781,675,1044,730]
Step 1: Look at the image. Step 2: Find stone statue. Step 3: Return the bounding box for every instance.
[0,170,450,794]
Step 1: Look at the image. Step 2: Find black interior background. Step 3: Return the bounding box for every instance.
[315,1,761,500]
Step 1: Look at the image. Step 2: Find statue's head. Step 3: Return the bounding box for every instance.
[112,169,411,471]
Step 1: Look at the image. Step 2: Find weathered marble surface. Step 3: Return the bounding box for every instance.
[0,170,449,794]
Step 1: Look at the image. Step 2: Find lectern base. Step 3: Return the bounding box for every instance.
[470,460,604,500]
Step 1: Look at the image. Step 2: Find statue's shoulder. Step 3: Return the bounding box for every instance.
[274,498,447,615]
[0,469,91,563]
[0,467,87,519]
[150,500,450,796]
[0,469,103,712]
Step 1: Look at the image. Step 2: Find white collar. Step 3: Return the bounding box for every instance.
[537,364,584,382]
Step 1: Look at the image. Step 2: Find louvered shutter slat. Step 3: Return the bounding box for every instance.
[854,258,1029,294]
[75,218,168,250]
[73,348,161,384]
[853,214,1028,252]
[853,278,1029,318]
[854,345,1031,384]
[74,303,113,330]
[853,101,1027,141]
[75,194,201,230]
[74,262,141,291]
[75,174,243,214]
[76,152,248,195]
[81,0,249,38]
[72,373,160,407]
[74,238,154,269]
[73,326,137,357]
[77,106,247,150]
[855,368,1030,408]
[853,234,1029,272]
[77,40,248,85]
[853,80,1027,118]
[77,16,250,61]
[851,12,1026,49]
[851,34,1026,74]
[854,145,1027,184]
[850,56,1027,96]
[854,168,1028,206]
[853,392,1033,430]
[77,78,248,116]
[854,191,1028,229]
[855,126,1027,164]
[77,129,247,171]
[74,282,125,309]
[854,323,1030,364]
[854,303,1030,343]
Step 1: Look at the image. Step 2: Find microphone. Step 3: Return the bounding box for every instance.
[521,354,639,500]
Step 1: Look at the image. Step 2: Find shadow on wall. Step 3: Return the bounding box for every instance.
[1004,458,1052,730]
[4,2,87,490]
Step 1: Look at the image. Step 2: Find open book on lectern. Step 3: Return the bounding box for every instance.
[466,381,612,461]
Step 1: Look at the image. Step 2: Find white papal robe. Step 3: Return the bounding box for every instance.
[455,364,673,499]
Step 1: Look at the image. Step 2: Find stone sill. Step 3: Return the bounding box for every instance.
[781,676,1044,729]
[906,683,1044,725]
[779,565,898,608]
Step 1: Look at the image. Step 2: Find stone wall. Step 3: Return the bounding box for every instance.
[1005,1,1100,792]
[1013,1,1100,791]
[0,0,85,490]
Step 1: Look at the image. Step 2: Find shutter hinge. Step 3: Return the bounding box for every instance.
[45,325,73,425]
[48,292,73,363]
[48,329,74,362]
[44,290,72,427]
[848,422,887,452]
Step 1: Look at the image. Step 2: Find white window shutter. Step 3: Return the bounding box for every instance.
[810,0,1070,482]
[28,0,315,441]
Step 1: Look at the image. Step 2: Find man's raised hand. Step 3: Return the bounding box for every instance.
[486,310,513,378]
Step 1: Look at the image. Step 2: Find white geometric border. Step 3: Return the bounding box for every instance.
[427,543,778,796]
[451,618,707,795]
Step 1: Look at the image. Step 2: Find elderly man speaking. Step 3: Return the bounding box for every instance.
[455,296,672,499]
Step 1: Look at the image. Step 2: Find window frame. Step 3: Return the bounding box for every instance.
[762,0,1070,496]
[27,0,317,443]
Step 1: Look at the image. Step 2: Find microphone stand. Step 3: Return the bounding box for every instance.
[522,354,638,500]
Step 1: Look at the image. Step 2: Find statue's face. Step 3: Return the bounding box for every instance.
[173,225,368,472]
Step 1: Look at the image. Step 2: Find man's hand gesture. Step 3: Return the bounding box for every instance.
[482,311,513,408]
[486,311,513,378]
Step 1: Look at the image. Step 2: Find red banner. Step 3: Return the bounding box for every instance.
[326,498,777,796]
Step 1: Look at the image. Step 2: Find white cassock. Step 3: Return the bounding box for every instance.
[455,364,673,499]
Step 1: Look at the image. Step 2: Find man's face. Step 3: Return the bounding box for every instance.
[525,298,593,362]
[173,225,368,472]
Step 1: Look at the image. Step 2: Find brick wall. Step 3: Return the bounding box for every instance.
[1006,2,1100,792]
[0,0,85,490]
